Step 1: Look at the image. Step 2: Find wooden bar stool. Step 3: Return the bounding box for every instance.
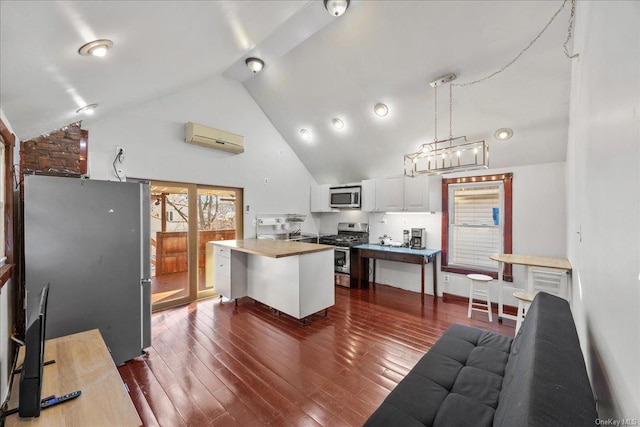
[513,291,536,334]
[467,274,494,322]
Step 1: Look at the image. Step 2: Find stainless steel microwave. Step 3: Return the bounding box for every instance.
[329,185,361,208]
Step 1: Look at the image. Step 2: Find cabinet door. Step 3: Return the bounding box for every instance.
[361,179,378,212]
[404,175,430,211]
[428,175,442,212]
[310,184,332,212]
[382,176,404,211]
[214,251,231,299]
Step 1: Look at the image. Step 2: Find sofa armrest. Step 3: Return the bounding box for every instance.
[493,292,598,426]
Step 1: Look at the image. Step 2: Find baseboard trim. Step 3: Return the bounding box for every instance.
[442,292,518,316]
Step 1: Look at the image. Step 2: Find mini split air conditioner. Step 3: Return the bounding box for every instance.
[185,122,244,154]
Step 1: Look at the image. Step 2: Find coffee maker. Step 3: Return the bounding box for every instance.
[410,228,427,249]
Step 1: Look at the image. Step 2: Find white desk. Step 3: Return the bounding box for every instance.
[489,253,572,322]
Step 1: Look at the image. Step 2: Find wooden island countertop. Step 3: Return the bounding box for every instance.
[212,238,334,258]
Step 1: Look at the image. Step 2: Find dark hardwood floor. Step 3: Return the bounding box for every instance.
[118,284,514,426]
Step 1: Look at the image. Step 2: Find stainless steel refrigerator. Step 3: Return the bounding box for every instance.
[24,175,151,365]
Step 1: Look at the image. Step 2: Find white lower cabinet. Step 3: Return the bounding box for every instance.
[213,244,247,301]
[246,250,334,319]
[210,243,334,319]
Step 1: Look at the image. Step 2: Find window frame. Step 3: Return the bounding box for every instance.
[0,119,14,289]
[441,173,513,281]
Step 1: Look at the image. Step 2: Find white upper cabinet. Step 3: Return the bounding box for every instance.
[362,176,404,212]
[310,184,338,212]
[428,175,442,212]
[340,175,442,213]
[363,175,442,213]
[361,179,379,212]
[404,175,430,211]
[381,176,404,211]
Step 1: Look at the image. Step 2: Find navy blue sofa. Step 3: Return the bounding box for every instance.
[364,292,598,426]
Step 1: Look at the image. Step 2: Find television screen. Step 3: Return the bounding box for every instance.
[18,283,50,418]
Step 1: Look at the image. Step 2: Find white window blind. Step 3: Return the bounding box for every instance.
[448,183,503,271]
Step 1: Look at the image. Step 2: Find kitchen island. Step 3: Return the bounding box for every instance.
[209,239,335,322]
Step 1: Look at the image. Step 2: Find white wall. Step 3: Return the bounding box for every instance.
[566,1,639,418]
[85,74,318,238]
[317,162,566,301]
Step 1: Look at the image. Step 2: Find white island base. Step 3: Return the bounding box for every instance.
[211,240,335,322]
[248,250,334,319]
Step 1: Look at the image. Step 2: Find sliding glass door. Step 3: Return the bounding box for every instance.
[149,181,242,311]
[196,187,238,298]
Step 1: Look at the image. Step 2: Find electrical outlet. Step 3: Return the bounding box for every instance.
[444,274,450,283]
[115,146,125,162]
[264,178,269,185]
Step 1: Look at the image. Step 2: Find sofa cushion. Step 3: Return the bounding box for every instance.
[364,324,512,427]
[493,292,598,426]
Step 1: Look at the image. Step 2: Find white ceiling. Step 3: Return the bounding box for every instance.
[0,0,573,185]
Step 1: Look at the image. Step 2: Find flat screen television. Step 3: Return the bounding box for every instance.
[18,283,50,418]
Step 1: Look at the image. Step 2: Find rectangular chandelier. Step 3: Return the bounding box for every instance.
[404,136,489,177]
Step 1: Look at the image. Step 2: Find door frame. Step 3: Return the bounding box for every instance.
[144,179,243,312]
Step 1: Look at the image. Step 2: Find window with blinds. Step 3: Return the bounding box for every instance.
[448,182,503,271]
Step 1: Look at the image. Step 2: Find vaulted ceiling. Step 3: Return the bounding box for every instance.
[0,0,573,184]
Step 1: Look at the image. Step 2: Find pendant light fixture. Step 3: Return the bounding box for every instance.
[245,57,265,74]
[404,73,489,177]
[324,0,350,17]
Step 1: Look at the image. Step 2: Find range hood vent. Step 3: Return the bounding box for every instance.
[185,122,244,154]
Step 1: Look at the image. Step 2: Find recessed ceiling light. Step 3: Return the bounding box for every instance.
[300,129,311,139]
[245,57,265,74]
[324,0,350,16]
[78,39,113,57]
[374,103,389,117]
[495,128,514,141]
[76,103,98,115]
[332,118,344,129]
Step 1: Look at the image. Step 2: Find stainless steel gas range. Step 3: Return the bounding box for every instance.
[319,222,369,287]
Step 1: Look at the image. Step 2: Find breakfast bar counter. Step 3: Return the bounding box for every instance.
[489,253,572,322]
[210,239,335,322]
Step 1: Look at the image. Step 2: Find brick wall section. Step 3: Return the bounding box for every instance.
[21,122,87,176]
